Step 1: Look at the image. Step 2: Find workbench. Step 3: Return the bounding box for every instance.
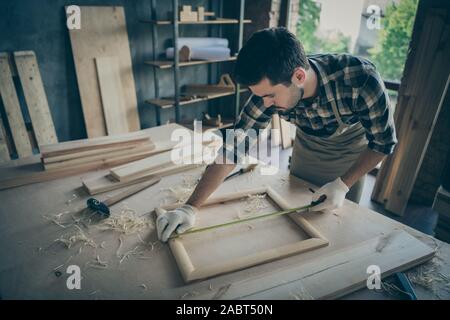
[0,165,449,300]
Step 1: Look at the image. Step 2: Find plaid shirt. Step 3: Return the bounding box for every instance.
[223,53,397,162]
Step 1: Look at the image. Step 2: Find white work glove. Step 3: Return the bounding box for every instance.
[156,204,197,242]
[311,177,349,212]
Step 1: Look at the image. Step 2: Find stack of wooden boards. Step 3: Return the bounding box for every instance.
[433,186,450,243]
[40,131,157,171]
[67,6,140,137]
[0,51,57,163]
[0,123,216,192]
[82,134,221,195]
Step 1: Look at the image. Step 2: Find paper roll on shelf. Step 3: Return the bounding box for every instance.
[166,46,231,61]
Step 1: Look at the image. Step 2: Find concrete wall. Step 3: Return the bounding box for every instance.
[0,0,239,142]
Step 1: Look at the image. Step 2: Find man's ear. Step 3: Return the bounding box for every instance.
[291,67,306,88]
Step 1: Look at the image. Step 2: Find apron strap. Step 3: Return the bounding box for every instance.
[329,98,345,127]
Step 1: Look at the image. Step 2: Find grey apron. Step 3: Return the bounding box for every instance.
[290,98,368,203]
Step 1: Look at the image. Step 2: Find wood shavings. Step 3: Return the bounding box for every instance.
[180,291,199,299]
[98,206,153,235]
[66,193,78,205]
[43,211,72,229]
[238,193,268,219]
[119,246,140,264]
[208,283,213,291]
[53,255,73,271]
[100,241,106,249]
[161,175,199,204]
[381,280,411,298]
[139,284,148,291]
[55,225,97,249]
[86,255,109,269]
[406,257,450,297]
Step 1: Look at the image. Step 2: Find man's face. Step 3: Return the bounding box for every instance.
[249,77,304,111]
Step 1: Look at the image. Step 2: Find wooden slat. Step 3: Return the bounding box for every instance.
[42,143,139,164]
[280,118,293,149]
[0,148,157,191]
[40,131,153,158]
[95,56,129,135]
[371,9,450,215]
[14,51,58,146]
[0,53,33,158]
[0,113,10,162]
[83,164,201,195]
[43,143,154,170]
[68,6,140,137]
[110,146,207,182]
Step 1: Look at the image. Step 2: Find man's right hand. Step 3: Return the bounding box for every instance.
[156,204,197,242]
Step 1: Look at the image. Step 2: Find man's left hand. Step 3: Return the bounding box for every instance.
[311,177,349,212]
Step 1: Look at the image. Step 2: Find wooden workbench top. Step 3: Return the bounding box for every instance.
[0,166,448,300]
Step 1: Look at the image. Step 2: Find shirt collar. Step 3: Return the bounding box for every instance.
[307,57,336,105]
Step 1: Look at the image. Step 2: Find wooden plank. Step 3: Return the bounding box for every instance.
[271,113,281,146]
[0,124,195,190]
[372,9,450,215]
[83,163,201,195]
[95,56,129,135]
[185,230,434,299]
[0,53,33,158]
[110,140,218,182]
[40,132,152,159]
[13,51,58,146]
[0,148,156,191]
[43,143,154,170]
[42,143,141,164]
[0,113,10,163]
[155,186,328,283]
[280,118,293,149]
[68,6,140,137]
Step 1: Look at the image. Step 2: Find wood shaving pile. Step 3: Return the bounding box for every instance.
[406,256,450,297]
[98,206,153,235]
[238,193,268,219]
[55,225,97,249]
[161,175,199,204]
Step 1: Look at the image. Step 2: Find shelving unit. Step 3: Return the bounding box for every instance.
[144,0,248,128]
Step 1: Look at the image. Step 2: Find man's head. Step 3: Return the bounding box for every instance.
[234,27,310,109]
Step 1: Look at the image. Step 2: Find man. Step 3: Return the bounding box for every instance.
[157,27,397,242]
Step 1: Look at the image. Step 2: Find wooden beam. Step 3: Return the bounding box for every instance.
[14,51,58,146]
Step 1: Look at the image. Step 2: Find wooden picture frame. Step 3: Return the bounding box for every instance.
[155,186,329,283]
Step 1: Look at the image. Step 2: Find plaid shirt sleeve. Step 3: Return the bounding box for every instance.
[352,64,398,155]
[221,94,273,163]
